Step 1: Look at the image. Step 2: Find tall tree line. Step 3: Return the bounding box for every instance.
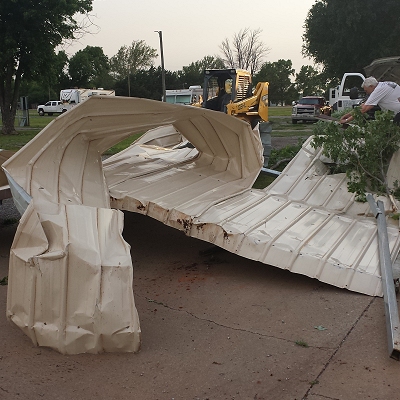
[302,0,400,80]
[3,0,400,134]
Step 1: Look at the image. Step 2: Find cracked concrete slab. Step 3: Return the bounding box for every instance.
[0,211,399,399]
[307,297,400,399]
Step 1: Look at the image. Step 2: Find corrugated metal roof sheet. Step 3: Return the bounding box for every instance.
[3,96,400,353]
[4,96,400,298]
[106,135,400,297]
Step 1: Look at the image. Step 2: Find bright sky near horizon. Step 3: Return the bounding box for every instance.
[63,0,317,74]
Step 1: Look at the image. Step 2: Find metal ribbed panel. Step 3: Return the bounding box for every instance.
[107,135,400,297]
[4,97,399,299]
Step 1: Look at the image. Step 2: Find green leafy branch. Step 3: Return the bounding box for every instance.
[311,108,400,202]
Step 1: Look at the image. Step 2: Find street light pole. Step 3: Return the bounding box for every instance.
[155,30,166,102]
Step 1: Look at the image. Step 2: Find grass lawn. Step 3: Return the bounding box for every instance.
[0,110,143,153]
[0,130,39,151]
[269,106,316,135]
[253,173,277,189]
[268,105,292,117]
[270,117,314,135]
[0,106,314,153]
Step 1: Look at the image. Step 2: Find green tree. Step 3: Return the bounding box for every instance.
[178,56,225,88]
[311,109,400,202]
[68,46,111,88]
[295,65,327,97]
[43,50,70,98]
[18,81,51,107]
[0,0,93,135]
[220,28,270,75]
[110,40,157,97]
[302,0,400,79]
[19,50,70,106]
[114,67,180,100]
[254,60,296,105]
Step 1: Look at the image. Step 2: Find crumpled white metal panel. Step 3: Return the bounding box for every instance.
[105,127,400,298]
[7,200,140,354]
[194,142,399,296]
[0,150,14,187]
[0,150,14,200]
[3,96,400,355]
[2,96,263,353]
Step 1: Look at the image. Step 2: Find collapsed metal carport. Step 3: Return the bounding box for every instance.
[2,96,400,354]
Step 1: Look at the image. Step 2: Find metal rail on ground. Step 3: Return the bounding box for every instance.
[367,193,400,360]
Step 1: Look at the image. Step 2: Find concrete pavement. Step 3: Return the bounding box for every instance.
[0,208,399,400]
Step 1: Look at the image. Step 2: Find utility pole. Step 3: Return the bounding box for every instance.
[155,30,166,102]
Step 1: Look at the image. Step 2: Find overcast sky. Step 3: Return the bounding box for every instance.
[63,0,317,74]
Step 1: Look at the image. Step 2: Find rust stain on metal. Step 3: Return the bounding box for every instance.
[137,203,146,211]
[177,218,192,233]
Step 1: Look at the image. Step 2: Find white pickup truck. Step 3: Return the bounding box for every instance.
[37,101,64,116]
